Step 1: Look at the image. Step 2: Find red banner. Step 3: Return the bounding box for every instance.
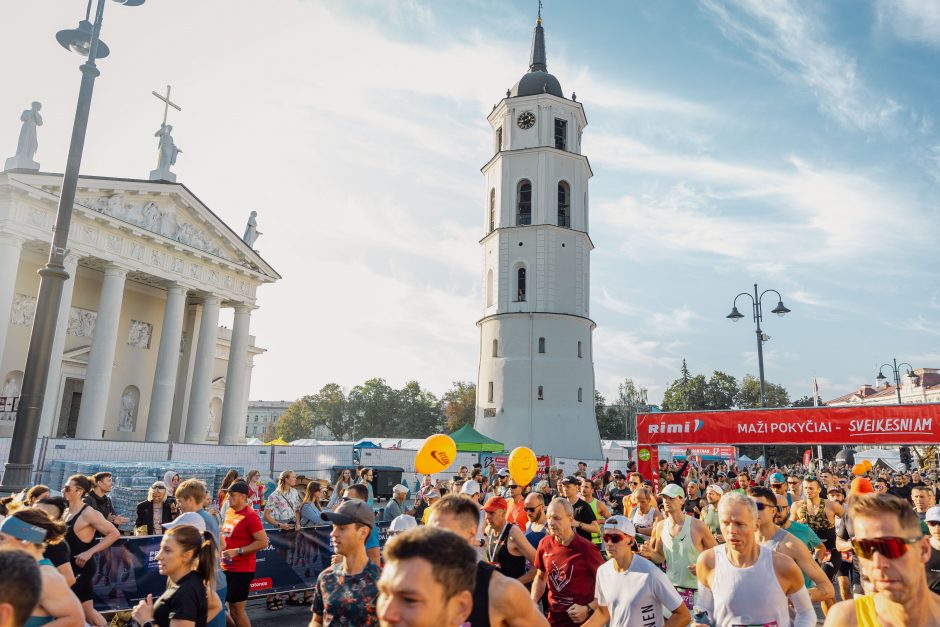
[637,404,940,445]
[667,445,736,459]
[803,449,812,467]
[636,445,659,494]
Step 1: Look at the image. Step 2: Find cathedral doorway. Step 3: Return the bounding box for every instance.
[56,378,84,438]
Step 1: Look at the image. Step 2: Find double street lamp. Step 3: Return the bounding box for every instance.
[876,358,914,405]
[726,284,791,407]
[1,0,145,494]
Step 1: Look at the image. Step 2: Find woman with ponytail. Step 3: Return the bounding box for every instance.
[131,513,220,627]
[0,508,84,627]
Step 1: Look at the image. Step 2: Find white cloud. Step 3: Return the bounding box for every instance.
[701,0,903,129]
[876,0,940,48]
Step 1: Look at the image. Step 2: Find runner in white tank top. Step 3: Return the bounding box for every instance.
[712,543,791,626]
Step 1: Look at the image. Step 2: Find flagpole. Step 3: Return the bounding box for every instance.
[813,376,823,465]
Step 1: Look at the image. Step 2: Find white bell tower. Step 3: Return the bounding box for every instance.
[473,14,602,460]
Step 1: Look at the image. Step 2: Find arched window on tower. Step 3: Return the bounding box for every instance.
[516,180,532,226]
[578,387,583,402]
[558,182,570,228]
[516,267,527,302]
[492,339,499,357]
[489,188,496,233]
[537,385,544,400]
[538,337,546,354]
[486,269,494,307]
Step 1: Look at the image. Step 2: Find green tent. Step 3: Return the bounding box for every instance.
[449,424,504,453]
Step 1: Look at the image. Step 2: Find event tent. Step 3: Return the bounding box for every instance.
[854,447,902,472]
[449,424,504,453]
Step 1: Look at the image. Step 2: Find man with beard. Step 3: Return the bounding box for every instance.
[824,494,940,625]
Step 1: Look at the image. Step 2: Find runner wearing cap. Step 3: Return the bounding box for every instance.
[531,497,604,626]
[219,480,267,627]
[482,496,535,580]
[640,483,716,611]
[700,484,723,541]
[427,495,548,627]
[421,490,441,525]
[695,492,814,627]
[387,514,417,537]
[824,494,940,625]
[342,484,382,566]
[312,499,381,626]
[382,484,412,523]
[749,486,835,604]
[561,476,600,547]
[582,516,690,627]
[925,505,940,594]
[459,480,487,554]
[768,472,788,501]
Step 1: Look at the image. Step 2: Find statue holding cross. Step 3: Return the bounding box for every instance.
[149,85,183,182]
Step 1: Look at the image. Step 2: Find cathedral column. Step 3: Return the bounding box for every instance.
[76,263,127,439]
[37,255,79,438]
[145,283,188,442]
[219,304,251,445]
[0,233,24,368]
[183,295,220,443]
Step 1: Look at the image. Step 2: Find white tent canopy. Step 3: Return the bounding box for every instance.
[854,447,902,472]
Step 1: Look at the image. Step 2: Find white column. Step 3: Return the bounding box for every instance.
[0,233,24,368]
[38,255,79,438]
[183,296,220,443]
[219,304,251,445]
[145,283,188,442]
[76,264,127,439]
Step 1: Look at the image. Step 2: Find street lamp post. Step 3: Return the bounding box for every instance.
[876,358,914,405]
[1,0,144,494]
[727,284,791,461]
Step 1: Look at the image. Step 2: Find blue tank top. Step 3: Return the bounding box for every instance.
[525,523,547,549]
[24,560,55,627]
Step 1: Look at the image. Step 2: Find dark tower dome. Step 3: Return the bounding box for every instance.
[510,17,564,98]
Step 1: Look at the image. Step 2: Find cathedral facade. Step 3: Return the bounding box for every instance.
[474,17,602,460]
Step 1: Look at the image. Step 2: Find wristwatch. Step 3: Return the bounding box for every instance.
[237,547,243,555]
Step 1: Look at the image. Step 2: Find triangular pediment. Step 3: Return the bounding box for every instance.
[62,344,92,365]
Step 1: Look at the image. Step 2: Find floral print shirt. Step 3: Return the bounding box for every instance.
[264,488,300,524]
[312,561,381,625]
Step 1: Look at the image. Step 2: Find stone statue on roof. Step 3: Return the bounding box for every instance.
[5,101,43,171]
[243,211,261,248]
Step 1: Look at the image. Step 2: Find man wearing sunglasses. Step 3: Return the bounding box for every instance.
[787,474,804,505]
[695,492,815,627]
[749,486,835,605]
[582,517,690,627]
[824,494,940,625]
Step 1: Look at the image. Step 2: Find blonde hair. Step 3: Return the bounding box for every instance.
[848,493,921,536]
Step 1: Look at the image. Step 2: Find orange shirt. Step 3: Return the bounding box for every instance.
[508,498,527,531]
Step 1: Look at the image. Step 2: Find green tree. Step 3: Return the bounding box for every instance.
[661,359,707,411]
[790,395,817,408]
[736,374,790,408]
[704,371,737,410]
[396,380,443,437]
[311,383,352,440]
[442,381,476,432]
[611,379,649,440]
[594,391,625,439]
[347,378,398,438]
[274,397,316,442]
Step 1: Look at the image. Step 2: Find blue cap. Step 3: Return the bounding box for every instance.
[0,516,48,545]
[768,473,786,484]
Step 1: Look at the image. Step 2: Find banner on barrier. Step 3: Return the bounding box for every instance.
[666,445,736,459]
[480,454,551,480]
[637,404,940,446]
[91,523,390,612]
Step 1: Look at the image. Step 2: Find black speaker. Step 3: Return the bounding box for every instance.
[372,469,403,499]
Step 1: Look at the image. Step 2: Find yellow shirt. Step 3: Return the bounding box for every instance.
[854,595,881,627]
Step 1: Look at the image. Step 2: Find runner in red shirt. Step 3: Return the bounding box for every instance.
[532,498,604,626]
[220,480,268,627]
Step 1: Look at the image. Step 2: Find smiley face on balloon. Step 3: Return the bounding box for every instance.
[508,446,537,487]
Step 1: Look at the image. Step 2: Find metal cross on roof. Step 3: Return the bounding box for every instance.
[151,84,181,126]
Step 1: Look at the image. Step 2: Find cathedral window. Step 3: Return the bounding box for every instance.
[486,269,494,307]
[577,341,582,358]
[492,339,499,357]
[538,386,544,400]
[489,188,496,233]
[488,381,494,403]
[557,182,570,227]
[516,180,532,226]
[516,267,527,302]
[578,387,583,402]
[496,126,503,153]
[538,337,546,353]
[554,118,567,150]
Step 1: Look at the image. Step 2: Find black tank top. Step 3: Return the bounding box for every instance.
[65,505,96,568]
[468,561,495,627]
[493,525,527,580]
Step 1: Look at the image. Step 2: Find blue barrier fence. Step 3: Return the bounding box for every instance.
[90,522,392,612]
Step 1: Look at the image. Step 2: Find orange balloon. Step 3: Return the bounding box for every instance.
[508,446,538,486]
[852,463,867,476]
[415,434,457,475]
[862,460,873,472]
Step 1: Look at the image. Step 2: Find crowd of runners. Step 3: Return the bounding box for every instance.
[0,457,939,626]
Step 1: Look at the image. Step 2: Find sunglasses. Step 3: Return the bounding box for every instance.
[928,521,940,527]
[770,483,784,488]
[524,506,541,513]
[602,533,631,545]
[852,536,921,560]
[755,502,770,511]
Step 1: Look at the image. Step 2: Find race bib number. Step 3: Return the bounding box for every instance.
[676,587,695,610]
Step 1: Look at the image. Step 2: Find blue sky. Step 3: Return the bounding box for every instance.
[2,0,939,405]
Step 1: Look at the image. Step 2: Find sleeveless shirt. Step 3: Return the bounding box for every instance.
[662,515,698,589]
[467,561,495,627]
[23,559,57,627]
[488,524,526,580]
[712,544,790,627]
[853,595,881,627]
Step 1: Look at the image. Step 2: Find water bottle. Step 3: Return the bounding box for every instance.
[691,606,715,626]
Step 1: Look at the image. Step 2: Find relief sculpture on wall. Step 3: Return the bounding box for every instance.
[67,307,97,338]
[127,320,153,349]
[10,293,36,326]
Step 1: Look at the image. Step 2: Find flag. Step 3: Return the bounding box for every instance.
[812,377,820,407]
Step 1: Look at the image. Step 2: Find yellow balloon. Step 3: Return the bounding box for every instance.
[508,446,538,486]
[862,460,873,472]
[415,434,457,475]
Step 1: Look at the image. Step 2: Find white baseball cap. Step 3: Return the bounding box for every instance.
[602,515,636,537]
[926,505,940,524]
[162,511,207,533]
[392,484,409,495]
[389,514,418,534]
[460,479,481,495]
[706,484,725,496]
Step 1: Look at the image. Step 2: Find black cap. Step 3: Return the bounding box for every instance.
[321,498,375,529]
[562,475,580,486]
[223,480,250,495]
